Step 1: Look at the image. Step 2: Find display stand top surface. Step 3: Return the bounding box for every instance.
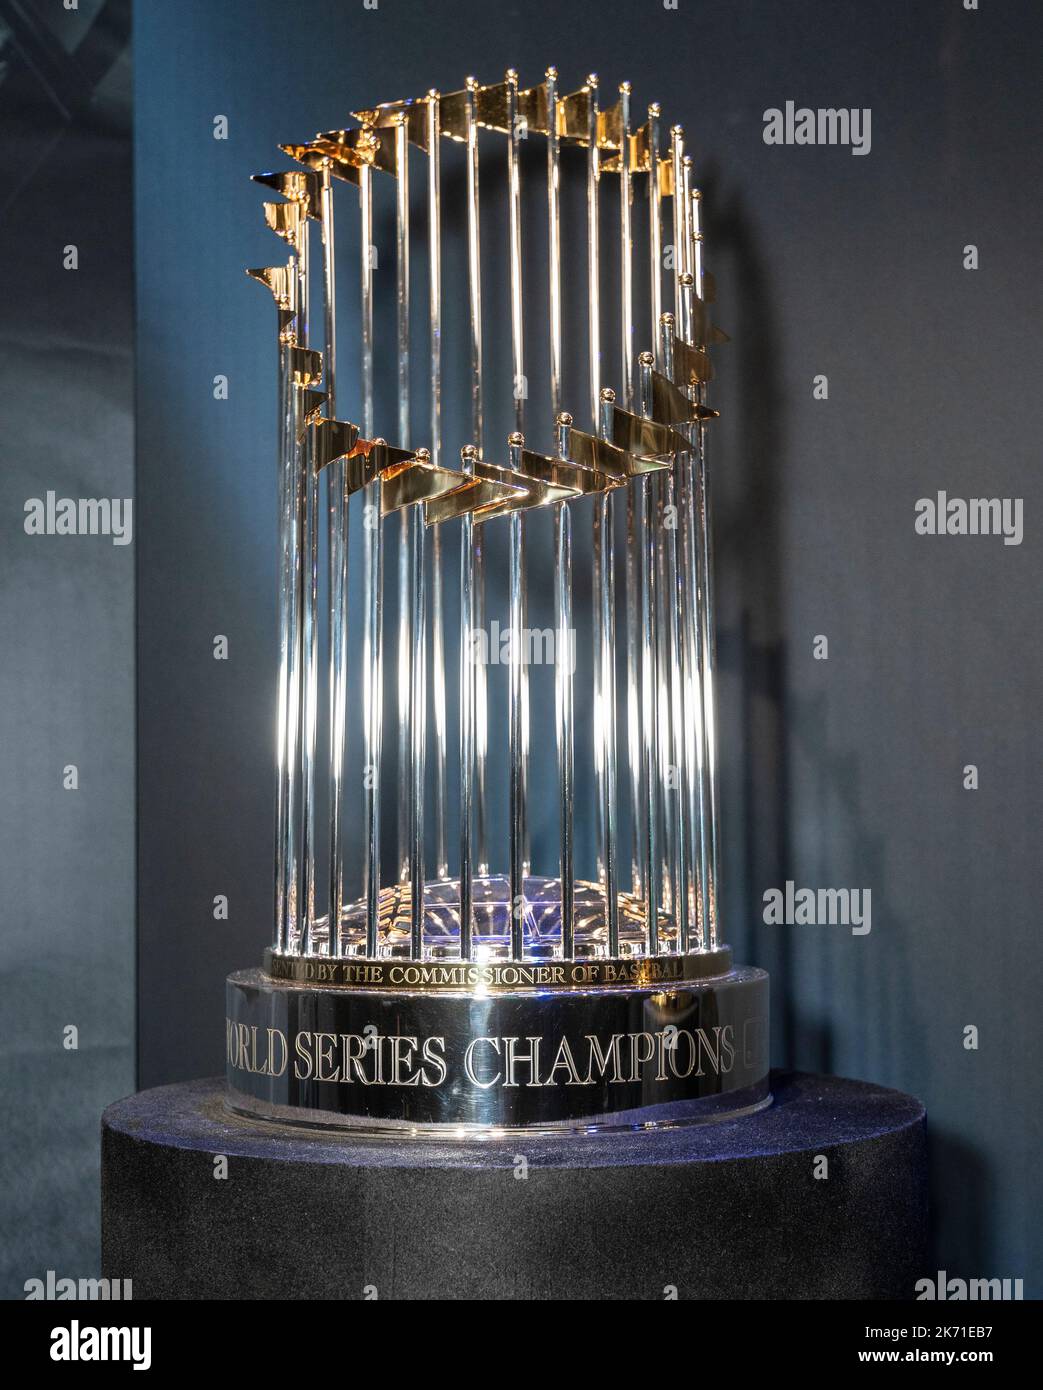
[103,1072,924,1172]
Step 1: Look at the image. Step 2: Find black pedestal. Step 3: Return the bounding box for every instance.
[101,1071,926,1300]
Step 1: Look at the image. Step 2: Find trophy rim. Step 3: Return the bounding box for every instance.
[260,943,736,993]
[223,1085,774,1140]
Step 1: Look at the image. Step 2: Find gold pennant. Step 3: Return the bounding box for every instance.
[251,169,320,215]
[280,141,362,185]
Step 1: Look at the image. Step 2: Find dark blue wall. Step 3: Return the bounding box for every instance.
[0,0,134,1296]
[134,0,1043,1295]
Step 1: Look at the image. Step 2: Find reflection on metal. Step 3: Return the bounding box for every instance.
[246,67,729,971]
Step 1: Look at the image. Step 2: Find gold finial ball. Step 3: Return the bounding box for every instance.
[671,123,684,137]
[557,411,573,427]
[638,351,655,367]
[461,443,479,460]
[620,80,632,94]
[662,311,676,325]
[600,387,616,403]
[466,75,479,91]
[546,65,558,81]
[679,272,695,287]
[414,446,430,461]
[506,68,519,84]
[508,431,525,446]
[587,73,599,88]
[649,101,661,118]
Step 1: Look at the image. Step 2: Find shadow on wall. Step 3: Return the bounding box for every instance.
[710,167,988,1288]
[927,1132,993,1283]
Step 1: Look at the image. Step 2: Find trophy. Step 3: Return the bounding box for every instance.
[227,68,770,1132]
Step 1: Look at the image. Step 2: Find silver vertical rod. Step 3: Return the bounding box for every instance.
[285,351,306,951]
[620,80,645,913]
[360,164,374,437]
[466,78,484,454]
[396,505,411,885]
[648,103,663,352]
[546,70,574,954]
[555,414,575,956]
[507,429,526,960]
[617,89,642,900]
[661,319,697,951]
[431,524,448,881]
[428,91,448,887]
[671,131,689,342]
[274,258,299,953]
[689,181,720,948]
[409,452,428,953]
[638,352,660,954]
[659,161,698,951]
[649,107,683,944]
[396,120,410,447]
[360,159,383,955]
[507,70,524,435]
[459,447,478,962]
[292,221,318,955]
[504,69,531,946]
[407,91,441,949]
[319,166,337,410]
[546,67,562,423]
[655,452,677,922]
[587,75,619,950]
[671,127,709,948]
[465,77,489,884]
[597,390,620,954]
[395,118,412,885]
[662,446,689,946]
[299,408,320,954]
[322,161,349,956]
[474,530,489,878]
[619,82,634,409]
[506,70,530,887]
[459,77,483,959]
[296,215,308,349]
[625,482,642,898]
[586,75,600,424]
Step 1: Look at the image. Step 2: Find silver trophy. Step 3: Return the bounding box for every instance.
[227,68,769,1131]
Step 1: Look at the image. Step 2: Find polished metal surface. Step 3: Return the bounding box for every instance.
[226,965,768,1131]
[263,941,734,990]
[243,67,748,1129]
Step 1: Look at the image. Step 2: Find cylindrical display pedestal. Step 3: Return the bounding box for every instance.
[102,1071,926,1300]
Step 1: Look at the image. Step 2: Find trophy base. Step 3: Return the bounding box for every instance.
[224,951,770,1132]
[101,1072,928,1299]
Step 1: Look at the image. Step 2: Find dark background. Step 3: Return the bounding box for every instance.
[0,0,133,1296]
[2,0,1040,1298]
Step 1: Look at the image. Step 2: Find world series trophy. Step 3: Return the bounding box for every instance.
[227,68,770,1132]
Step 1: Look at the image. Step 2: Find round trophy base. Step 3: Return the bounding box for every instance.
[225,951,770,1133]
[102,1072,928,1299]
